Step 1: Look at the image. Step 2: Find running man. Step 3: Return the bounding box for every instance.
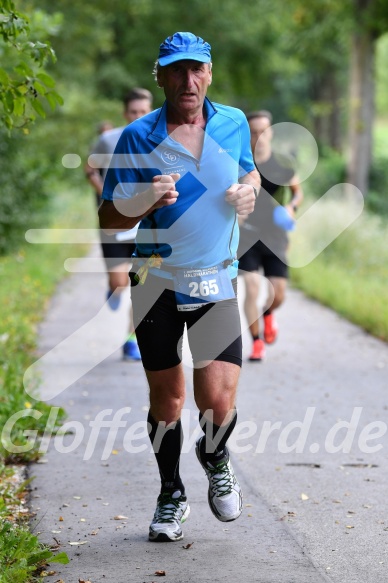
[85,88,153,360]
[99,32,259,541]
[238,110,303,361]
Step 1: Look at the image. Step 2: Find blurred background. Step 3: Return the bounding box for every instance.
[1,0,388,255]
[0,3,388,568]
[1,0,388,362]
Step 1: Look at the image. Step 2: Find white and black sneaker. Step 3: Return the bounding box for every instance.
[196,437,243,522]
[149,490,190,542]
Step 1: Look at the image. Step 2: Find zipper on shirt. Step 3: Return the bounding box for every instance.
[174,148,200,171]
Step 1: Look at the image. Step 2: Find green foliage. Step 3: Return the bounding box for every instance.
[0,521,69,582]
[0,187,94,465]
[376,33,388,115]
[0,466,69,581]
[0,0,63,130]
[0,187,92,581]
[301,142,388,216]
[290,193,388,341]
[367,156,388,215]
[35,0,283,108]
[362,0,388,38]
[0,256,67,462]
[30,86,125,178]
[303,147,346,199]
[0,128,53,255]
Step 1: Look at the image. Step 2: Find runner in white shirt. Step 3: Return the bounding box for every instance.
[85,87,153,360]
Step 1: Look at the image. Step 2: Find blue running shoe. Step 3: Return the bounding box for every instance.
[122,339,141,361]
[106,290,121,311]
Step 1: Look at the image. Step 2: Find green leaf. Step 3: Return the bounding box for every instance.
[29,40,49,50]
[3,113,13,129]
[36,72,55,88]
[14,62,34,77]
[45,92,57,111]
[33,80,46,96]
[50,90,64,106]
[26,548,53,566]
[0,68,9,85]
[4,91,14,113]
[13,97,25,116]
[16,84,29,95]
[30,98,46,118]
[49,551,70,564]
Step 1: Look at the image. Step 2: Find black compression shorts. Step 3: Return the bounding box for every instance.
[129,273,242,371]
[100,230,136,269]
[238,241,288,279]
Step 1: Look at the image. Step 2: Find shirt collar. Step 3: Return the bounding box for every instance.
[148,97,217,145]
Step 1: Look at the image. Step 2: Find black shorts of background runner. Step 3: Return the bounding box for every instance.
[129,273,242,371]
[238,240,288,279]
[100,230,136,269]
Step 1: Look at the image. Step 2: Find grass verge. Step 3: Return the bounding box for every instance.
[290,194,388,342]
[0,185,95,581]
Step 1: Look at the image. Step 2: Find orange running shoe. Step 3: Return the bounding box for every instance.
[249,338,266,361]
[263,313,278,344]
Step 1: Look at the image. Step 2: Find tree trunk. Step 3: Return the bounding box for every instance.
[328,73,342,152]
[346,28,375,195]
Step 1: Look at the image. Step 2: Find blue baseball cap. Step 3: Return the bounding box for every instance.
[158,32,211,67]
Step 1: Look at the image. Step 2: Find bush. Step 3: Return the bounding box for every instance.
[305,147,388,217]
[366,156,388,216]
[0,130,53,256]
[304,146,346,199]
[290,193,388,341]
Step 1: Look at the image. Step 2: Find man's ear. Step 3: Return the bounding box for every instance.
[157,70,164,88]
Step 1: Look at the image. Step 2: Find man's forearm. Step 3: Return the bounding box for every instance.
[289,177,303,211]
[99,174,180,232]
[85,164,104,196]
[98,199,148,232]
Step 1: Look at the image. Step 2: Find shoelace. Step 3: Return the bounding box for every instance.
[207,460,234,497]
[154,493,184,523]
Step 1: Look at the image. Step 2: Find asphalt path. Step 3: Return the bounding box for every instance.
[29,249,388,583]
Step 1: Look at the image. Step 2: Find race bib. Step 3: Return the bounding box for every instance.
[173,264,235,312]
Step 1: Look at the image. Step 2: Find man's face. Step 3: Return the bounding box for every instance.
[157,60,212,115]
[124,98,152,123]
[249,116,272,157]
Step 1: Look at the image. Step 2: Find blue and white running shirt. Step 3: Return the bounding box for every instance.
[102,98,255,279]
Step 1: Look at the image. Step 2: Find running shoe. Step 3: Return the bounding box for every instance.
[106,289,121,311]
[122,339,141,361]
[249,338,266,361]
[149,490,190,542]
[195,438,243,522]
[263,313,278,344]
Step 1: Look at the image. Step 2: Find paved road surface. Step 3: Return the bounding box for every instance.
[29,250,388,583]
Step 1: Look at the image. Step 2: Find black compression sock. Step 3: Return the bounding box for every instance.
[147,412,185,494]
[199,410,237,463]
